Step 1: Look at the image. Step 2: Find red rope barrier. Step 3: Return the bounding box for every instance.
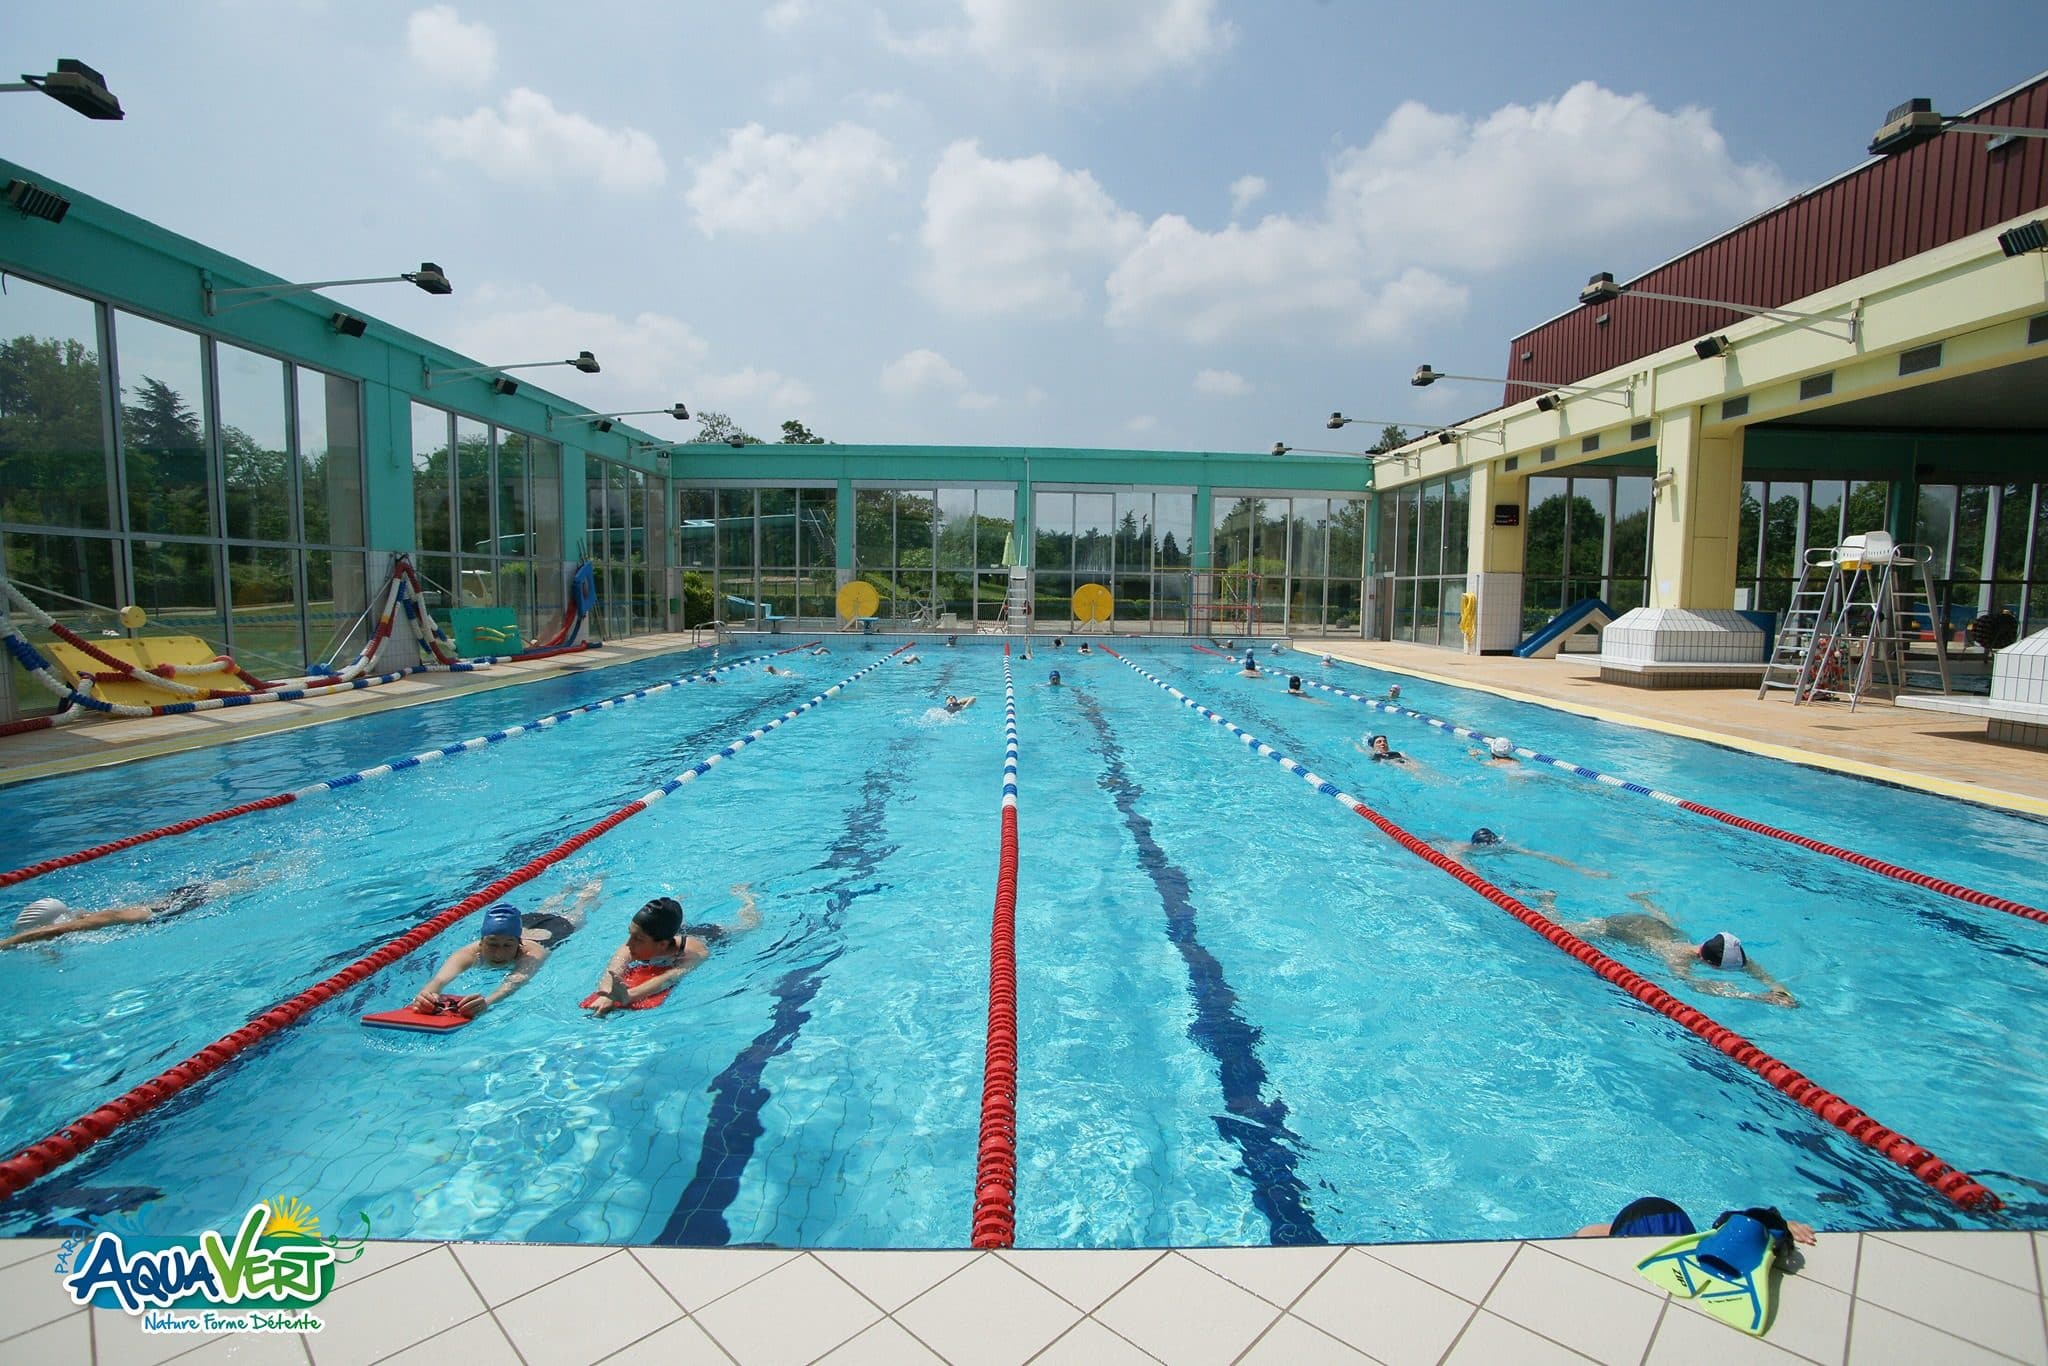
[0,794,300,889]
[972,640,1021,1248]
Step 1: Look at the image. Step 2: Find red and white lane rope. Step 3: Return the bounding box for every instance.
[1292,669,2048,930]
[972,643,1022,1248]
[1109,647,2001,1211]
[0,643,913,1203]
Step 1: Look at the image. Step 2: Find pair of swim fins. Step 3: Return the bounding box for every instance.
[1635,1214,1779,1336]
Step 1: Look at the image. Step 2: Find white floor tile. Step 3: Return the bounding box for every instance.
[1867,1231,2039,1293]
[1645,1300,1808,1365]
[1029,1317,1165,1365]
[1290,1247,1474,1366]
[689,1253,883,1366]
[593,1316,731,1365]
[814,1249,978,1313]
[1785,1234,1859,1296]
[1090,1253,1283,1366]
[1482,1245,1664,1366]
[381,1313,520,1366]
[1530,1234,1679,1297]
[0,1310,91,1366]
[177,1327,318,1364]
[1234,1312,1378,1364]
[1853,1234,2048,1364]
[328,1240,441,1286]
[994,1249,1161,1313]
[92,1308,224,1366]
[0,1247,81,1340]
[494,1248,680,1366]
[894,1252,1083,1366]
[449,1241,614,1307]
[1178,1245,1343,1307]
[1845,1302,2026,1365]
[306,1246,485,1366]
[1666,1263,1850,1366]
[813,1317,949,1364]
[1366,1239,1519,1305]
[628,1247,798,1313]
[1444,1309,1600,1365]
[0,1238,65,1271]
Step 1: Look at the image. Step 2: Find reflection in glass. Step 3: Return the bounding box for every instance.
[1915,484,1955,576]
[413,404,452,556]
[976,487,1014,568]
[936,488,976,567]
[218,342,291,543]
[1073,492,1113,574]
[760,488,796,566]
[227,544,302,673]
[497,432,529,554]
[1035,491,1073,570]
[855,489,893,570]
[118,311,211,537]
[1156,494,1193,569]
[455,418,490,555]
[133,538,225,653]
[2,532,120,717]
[299,369,363,547]
[0,276,111,532]
[305,550,367,659]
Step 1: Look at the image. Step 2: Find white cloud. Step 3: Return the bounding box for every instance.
[406,6,496,88]
[687,123,902,236]
[881,348,969,399]
[920,140,1142,317]
[1193,368,1250,398]
[762,0,813,32]
[1125,414,1158,432]
[1328,81,1789,273]
[886,0,1234,90]
[1228,175,1266,215]
[696,367,815,412]
[427,89,666,191]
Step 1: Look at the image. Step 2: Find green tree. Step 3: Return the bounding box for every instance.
[1371,424,1411,454]
[0,334,108,532]
[688,410,762,445]
[779,419,826,444]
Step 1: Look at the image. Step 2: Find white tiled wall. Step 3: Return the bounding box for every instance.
[1471,572,1523,653]
[1599,608,1765,664]
[1989,626,2048,708]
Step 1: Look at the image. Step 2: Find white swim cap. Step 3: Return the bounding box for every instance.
[1489,736,1513,758]
[14,897,73,932]
[1699,933,1747,970]
[1321,654,1334,667]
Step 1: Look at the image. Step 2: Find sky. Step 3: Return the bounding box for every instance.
[8,2,2047,455]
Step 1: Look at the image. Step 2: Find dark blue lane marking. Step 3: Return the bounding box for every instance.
[655,718,931,1245]
[1072,689,1325,1246]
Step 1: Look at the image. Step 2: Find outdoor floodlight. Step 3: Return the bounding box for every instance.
[491,377,519,397]
[424,351,601,389]
[1410,363,1626,408]
[0,59,123,120]
[1868,97,2048,157]
[330,312,368,338]
[3,178,70,224]
[205,262,453,315]
[1272,442,1289,456]
[1998,220,2048,257]
[1578,269,1859,343]
[548,402,691,432]
[1695,335,1732,360]
[725,434,748,448]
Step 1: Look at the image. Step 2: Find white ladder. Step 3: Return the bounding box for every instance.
[1839,539,1952,711]
[1758,547,1843,702]
[992,568,1031,633]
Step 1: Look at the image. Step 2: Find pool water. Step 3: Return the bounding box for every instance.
[0,638,2043,1248]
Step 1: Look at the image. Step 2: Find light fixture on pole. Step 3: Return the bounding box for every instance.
[1997,220,2048,257]
[1868,97,2048,156]
[548,402,691,433]
[1434,426,1506,448]
[205,263,452,316]
[634,441,688,461]
[1410,365,1632,411]
[0,59,123,119]
[422,351,600,396]
[1694,335,1732,360]
[1326,412,1447,440]
[3,178,70,224]
[1577,271,1859,344]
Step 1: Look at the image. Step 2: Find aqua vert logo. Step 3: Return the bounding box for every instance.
[54,1197,368,1334]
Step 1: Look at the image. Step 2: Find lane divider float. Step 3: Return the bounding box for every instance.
[1293,670,2048,930]
[1111,647,2000,1211]
[0,643,912,1202]
[972,643,1022,1248]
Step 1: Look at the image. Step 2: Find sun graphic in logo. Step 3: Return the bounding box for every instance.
[259,1196,321,1239]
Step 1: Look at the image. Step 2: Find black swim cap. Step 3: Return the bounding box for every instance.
[1289,676,1302,689]
[633,897,684,941]
[1471,828,1500,845]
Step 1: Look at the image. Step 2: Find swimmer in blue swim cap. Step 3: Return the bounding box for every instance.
[1048,669,1062,686]
[1239,651,1261,677]
[412,878,603,1017]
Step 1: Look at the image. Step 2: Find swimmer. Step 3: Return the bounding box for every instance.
[412,879,603,1017]
[810,647,830,657]
[1270,643,1283,655]
[1284,675,1322,702]
[1052,637,1064,649]
[1321,654,1335,668]
[1471,736,1519,765]
[1564,892,1796,1007]
[901,654,921,665]
[1222,639,1236,650]
[946,635,958,647]
[944,694,978,713]
[1444,828,1607,877]
[1077,641,1093,655]
[1239,651,1261,678]
[764,664,795,677]
[1387,684,1402,700]
[1357,734,1410,764]
[588,885,760,1017]
[1048,669,1063,687]
[3,872,263,950]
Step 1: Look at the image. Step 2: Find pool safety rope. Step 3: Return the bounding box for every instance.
[972,644,1022,1248]
[0,642,914,1203]
[1289,670,2048,930]
[0,644,821,889]
[1110,648,2002,1211]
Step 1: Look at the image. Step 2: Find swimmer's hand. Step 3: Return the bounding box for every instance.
[1763,988,1798,1008]
[449,994,488,1018]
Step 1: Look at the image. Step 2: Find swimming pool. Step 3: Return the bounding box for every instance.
[1,638,2043,1248]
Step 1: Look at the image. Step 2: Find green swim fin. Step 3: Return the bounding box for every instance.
[1635,1215,1780,1336]
[1636,1230,1715,1298]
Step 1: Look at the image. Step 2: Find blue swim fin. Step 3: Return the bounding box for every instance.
[1636,1215,1779,1335]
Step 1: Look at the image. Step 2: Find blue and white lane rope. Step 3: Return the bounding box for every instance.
[628,644,911,808]
[302,651,774,795]
[1002,656,1020,812]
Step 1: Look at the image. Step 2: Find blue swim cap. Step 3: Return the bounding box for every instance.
[1050,670,1061,682]
[480,903,522,940]
[1471,828,1501,846]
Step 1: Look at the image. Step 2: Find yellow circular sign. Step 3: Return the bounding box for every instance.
[118,604,148,629]
[836,580,880,621]
[1071,582,1113,623]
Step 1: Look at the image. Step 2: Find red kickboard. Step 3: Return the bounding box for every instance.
[362,1000,474,1031]
[581,964,674,1011]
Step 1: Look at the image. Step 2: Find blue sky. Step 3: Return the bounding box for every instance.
[9,2,2046,453]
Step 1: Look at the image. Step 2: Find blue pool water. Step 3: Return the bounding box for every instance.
[0,638,2044,1248]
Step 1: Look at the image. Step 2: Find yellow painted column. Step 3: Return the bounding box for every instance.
[1649,409,1744,610]
[1467,461,1527,652]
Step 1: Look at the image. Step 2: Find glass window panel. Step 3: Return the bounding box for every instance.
[496,431,529,555]
[1417,486,1443,578]
[894,490,935,573]
[413,403,453,556]
[935,568,973,620]
[529,439,561,564]
[454,418,490,555]
[226,544,301,674]
[759,488,796,565]
[800,566,836,621]
[976,487,1014,569]
[3,531,120,716]
[1844,480,1888,541]
[1326,579,1360,633]
[1153,572,1187,625]
[1994,483,2030,581]
[0,277,112,531]
[1737,479,1764,590]
[1034,573,1070,625]
[1525,477,1569,581]
[1034,491,1074,570]
[1443,476,1470,579]
[935,487,975,567]
[1114,574,1147,625]
[1155,493,1193,570]
[1413,578,1440,646]
[298,369,362,547]
[1400,488,1422,576]
[1114,492,1150,575]
[1567,479,1608,583]
[132,539,224,652]
[1211,496,1248,569]
[1393,577,1416,641]
[799,488,837,570]
[117,311,211,536]
[1073,492,1113,575]
[1914,484,1956,576]
[1291,498,1329,579]
[1256,498,1288,576]
[677,488,715,568]
[718,488,754,567]
[1808,480,1845,553]
[855,488,894,570]
[1762,482,1806,587]
[1954,485,1991,582]
[1612,475,1652,584]
[305,549,367,659]
[217,342,290,543]
[1331,499,1366,582]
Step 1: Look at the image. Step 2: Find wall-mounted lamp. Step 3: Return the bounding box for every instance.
[1577,271,1859,344]
[1434,426,1506,448]
[1652,469,1675,489]
[1997,220,2047,257]
[548,402,692,433]
[424,350,600,390]
[206,262,452,316]
[1413,365,1631,411]
[1868,97,2048,157]
[490,377,520,397]
[330,312,368,338]
[0,59,123,120]
[1694,335,1732,360]
[3,178,70,224]
[1325,412,1445,443]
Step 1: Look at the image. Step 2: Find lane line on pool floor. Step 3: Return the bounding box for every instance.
[0,643,914,1205]
[971,645,1021,1248]
[1104,645,2002,1212]
[1285,667,2048,930]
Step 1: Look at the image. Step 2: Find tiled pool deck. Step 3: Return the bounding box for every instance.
[4,633,2045,1362]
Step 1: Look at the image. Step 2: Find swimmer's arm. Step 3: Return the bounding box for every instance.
[479,947,547,1010]
[1743,962,1798,1006]
[414,944,479,1007]
[622,964,687,1002]
[730,884,761,932]
[596,943,632,990]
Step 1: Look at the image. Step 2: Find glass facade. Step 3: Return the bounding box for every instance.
[1374,475,1467,643]
[1037,487,1189,629]
[410,403,564,641]
[1734,478,1890,616]
[1910,482,2045,642]
[1521,472,1652,635]
[677,484,839,627]
[1209,492,1366,636]
[585,457,659,639]
[2,274,367,715]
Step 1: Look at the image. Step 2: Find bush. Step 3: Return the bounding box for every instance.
[1968,610,2019,654]
[681,571,715,627]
